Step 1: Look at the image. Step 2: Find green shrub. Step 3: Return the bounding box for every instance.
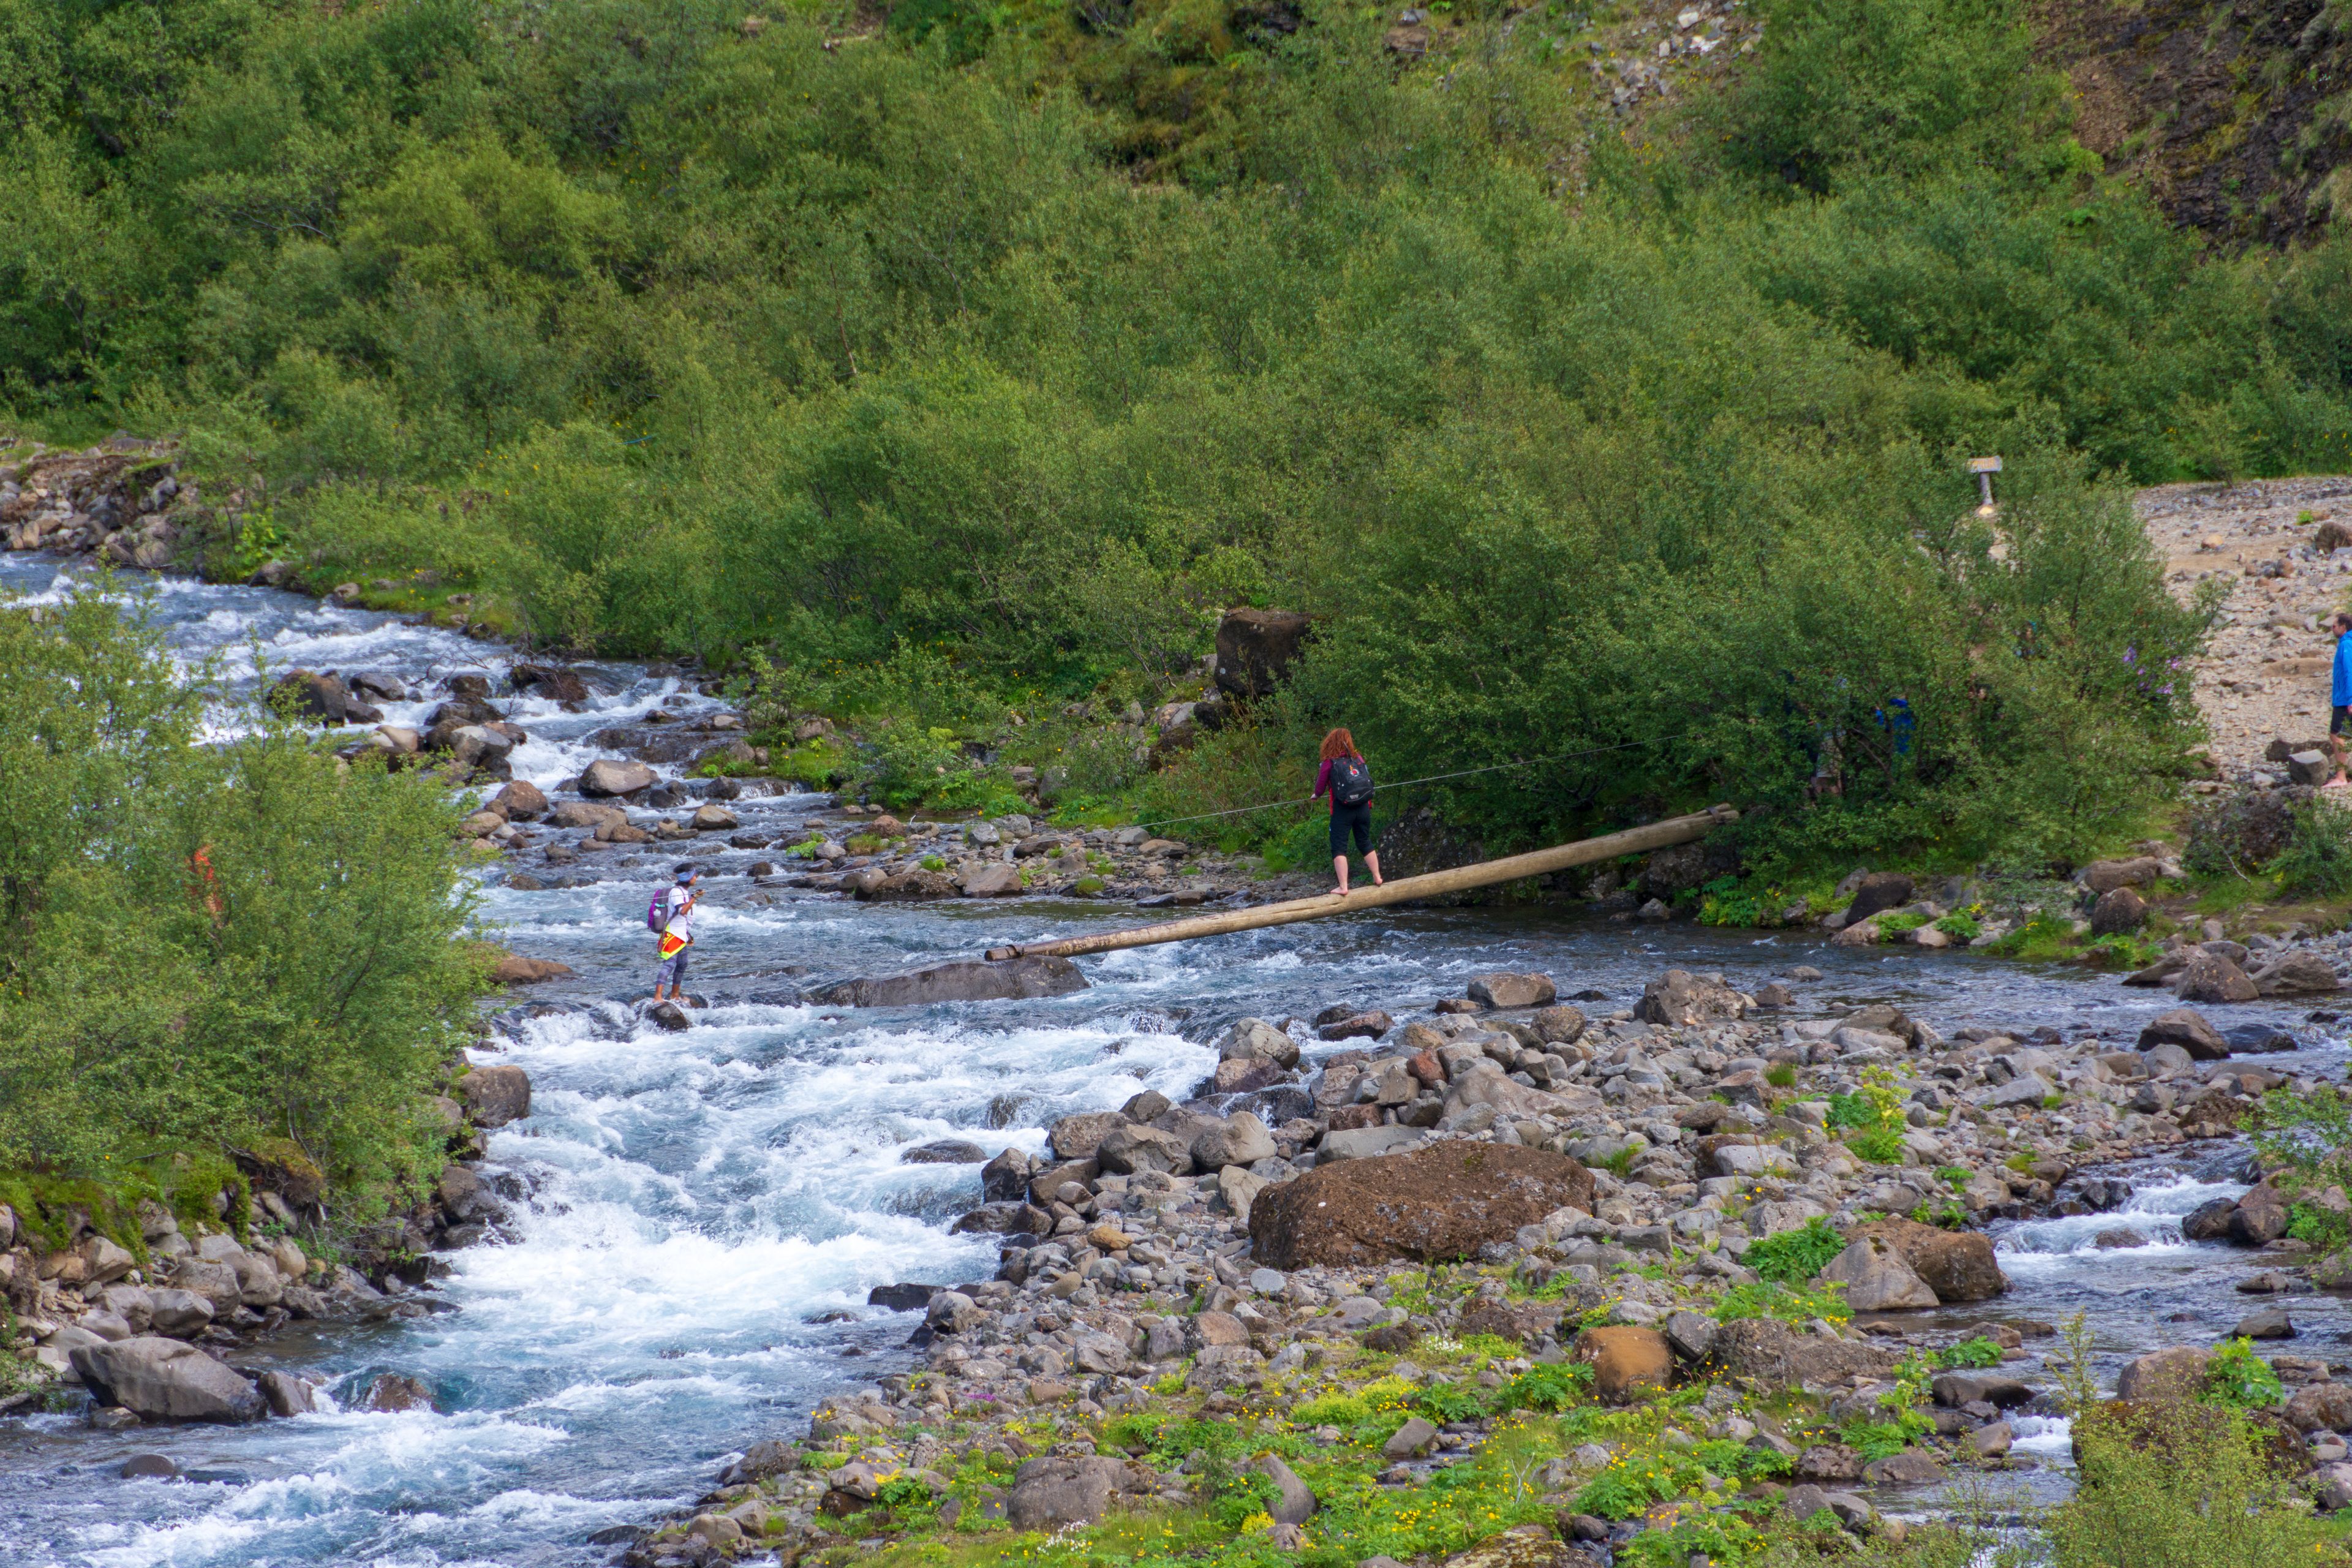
[1938,1336,2003,1370]
[1714,1280,1851,1325]
[2052,1398,2344,1567]
[2274,798,2352,898]
[2203,1338,2285,1408]
[1745,1218,1849,1284]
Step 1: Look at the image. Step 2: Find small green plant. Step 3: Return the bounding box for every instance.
[1713,1279,1850,1325]
[1498,1362,1589,1412]
[1764,1061,1798,1089]
[2203,1338,2285,1408]
[1933,911,1981,941]
[1939,1336,2004,1370]
[2272,797,2352,897]
[1417,1380,1491,1423]
[2247,1085,2352,1257]
[919,854,948,871]
[1744,1217,1847,1284]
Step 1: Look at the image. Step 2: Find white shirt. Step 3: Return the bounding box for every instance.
[662,884,696,942]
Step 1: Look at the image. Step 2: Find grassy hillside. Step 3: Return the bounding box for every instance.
[3,0,2350,868]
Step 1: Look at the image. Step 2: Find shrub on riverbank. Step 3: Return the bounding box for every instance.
[0,584,491,1212]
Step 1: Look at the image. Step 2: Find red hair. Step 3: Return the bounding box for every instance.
[1319,728,1360,763]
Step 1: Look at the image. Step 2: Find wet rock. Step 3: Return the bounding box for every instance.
[1820,1237,1939,1311]
[648,1000,692,1031]
[271,669,354,724]
[2115,1346,2211,1401]
[1250,1142,1593,1268]
[1468,973,1556,1009]
[1098,1124,1193,1177]
[456,1065,532,1128]
[2182,1197,2238,1240]
[1316,1010,1393,1041]
[70,1338,264,1424]
[1216,1018,1300,1068]
[580,758,657,797]
[868,1283,940,1313]
[363,1374,437,1412]
[2136,1008,2230,1060]
[2176,954,2260,1005]
[1969,1421,2013,1458]
[1849,1218,2007,1302]
[2254,952,2342,997]
[902,1139,989,1164]
[1634,969,1747,1027]
[813,956,1087,1008]
[1047,1112,1128,1162]
[508,663,590,701]
[489,950,573,985]
[2234,1307,2296,1339]
[258,1371,318,1417]
[2230,1185,2292,1245]
[865,869,959,900]
[1864,1449,1944,1485]
[547,800,627,833]
[488,780,548,820]
[1930,1372,2034,1408]
[1575,1325,1673,1403]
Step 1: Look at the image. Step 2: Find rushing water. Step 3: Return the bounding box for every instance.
[2,557,2346,1564]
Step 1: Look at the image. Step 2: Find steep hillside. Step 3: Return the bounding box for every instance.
[2041,0,2352,246]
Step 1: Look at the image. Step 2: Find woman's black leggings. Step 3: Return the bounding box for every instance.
[1329,802,1374,859]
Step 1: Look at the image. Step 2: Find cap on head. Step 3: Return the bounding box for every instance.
[675,864,698,883]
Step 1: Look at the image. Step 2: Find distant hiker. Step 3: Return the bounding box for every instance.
[2331,612,2352,788]
[1311,728,1383,897]
[652,865,700,1002]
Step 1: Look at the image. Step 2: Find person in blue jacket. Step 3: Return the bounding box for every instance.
[2332,612,2352,788]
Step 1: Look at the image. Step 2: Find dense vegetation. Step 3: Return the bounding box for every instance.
[0,585,488,1211]
[6,0,2351,867]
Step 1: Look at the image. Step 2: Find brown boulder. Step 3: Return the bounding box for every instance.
[1849,1218,2006,1302]
[1248,1142,1595,1269]
[1212,608,1314,699]
[1574,1326,1673,1403]
[2081,857,2162,895]
[1467,973,1557,1009]
[488,780,548,820]
[2114,1346,2211,1401]
[455,1065,532,1128]
[2136,1008,2229,1060]
[1633,969,1748,1027]
[1844,872,1915,924]
[2286,1381,2352,1434]
[2090,887,2147,937]
[489,949,573,985]
[2253,952,2342,997]
[1458,1300,1566,1348]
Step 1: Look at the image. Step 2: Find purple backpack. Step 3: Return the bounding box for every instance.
[646,891,668,933]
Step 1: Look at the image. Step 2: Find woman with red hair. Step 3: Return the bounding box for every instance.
[1311,728,1382,896]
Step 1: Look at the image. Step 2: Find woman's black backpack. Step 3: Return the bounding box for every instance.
[1330,755,1374,806]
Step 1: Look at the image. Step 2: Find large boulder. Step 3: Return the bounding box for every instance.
[2255,952,2342,997]
[1819,1237,1939,1311]
[1005,1455,1148,1529]
[488,780,548,820]
[1574,1326,1673,1403]
[1634,970,1747,1027]
[1444,1063,1594,1121]
[1468,973,1557,1010]
[811,957,1087,1008]
[1248,1142,1594,1268]
[2081,857,2162,895]
[2115,1346,2211,1401]
[1843,872,1915,924]
[959,863,1024,897]
[2136,1008,2230,1060]
[1848,1218,2007,1302]
[548,800,627,833]
[1047,1111,1129,1162]
[456,1065,532,1128]
[1191,1114,1277,1171]
[270,669,353,724]
[579,758,657,797]
[1215,1018,1299,1068]
[2286,1381,2352,1434]
[1706,1317,1898,1391]
[1098,1124,1194,1177]
[2090,888,2148,937]
[2176,954,2259,1005]
[1212,609,1314,699]
[69,1336,264,1423]
[489,950,573,986]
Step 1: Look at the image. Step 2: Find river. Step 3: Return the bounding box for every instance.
[0,557,2340,1564]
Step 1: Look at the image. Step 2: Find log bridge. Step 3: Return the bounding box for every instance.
[984,804,1738,963]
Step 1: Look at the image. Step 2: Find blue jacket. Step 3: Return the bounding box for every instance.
[2337,631,2352,708]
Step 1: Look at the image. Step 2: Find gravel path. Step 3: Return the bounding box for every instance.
[2143,476,2352,778]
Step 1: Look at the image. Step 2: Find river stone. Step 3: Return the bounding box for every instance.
[2287,1382,2352,1434]
[1820,1238,1939,1310]
[145,1288,213,1336]
[2081,856,2161,894]
[1247,1453,1317,1525]
[70,1337,263,1423]
[1634,969,1748,1027]
[579,758,656,797]
[1468,973,1557,1009]
[2234,1307,2297,1339]
[901,1139,989,1164]
[2182,1197,2238,1240]
[812,956,1087,1008]
[258,1371,318,1417]
[1316,1125,1428,1161]
[547,800,626,832]
[120,1453,179,1478]
[1529,1006,1587,1044]
[1844,872,1915,923]
[2136,1008,2230,1060]
[1574,1326,1673,1403]
[1931,1371,2034,1408]
[1216,1018,1300,1067]
[1218,1165,1270,1223]
[1384,1415,1439,1458]
[2255,951,2342,996]
[2176,953,2260,1004]
[1250,1142,1595,1268]
[1047,1112,1127,1162]
[2230,1185,2292,1245]
[1191,1114,1276,1170]
[364,1374,437,1412]
[1849,1218,2007,1302]
[960,863,1024,897]
[2116,1346,2212,1400]
[456,1065,532,1128]
[1709,1318,1898,1392]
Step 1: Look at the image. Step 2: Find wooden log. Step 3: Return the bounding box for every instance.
[985,805,1738,962]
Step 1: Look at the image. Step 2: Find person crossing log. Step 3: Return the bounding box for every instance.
[984,805,1738,962]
